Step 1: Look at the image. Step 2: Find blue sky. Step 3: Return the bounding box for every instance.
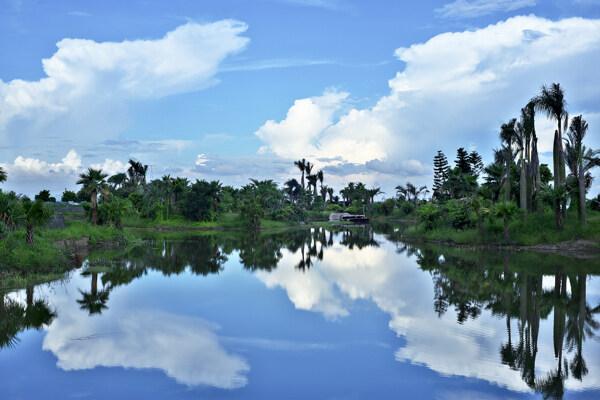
[1,0,600,198]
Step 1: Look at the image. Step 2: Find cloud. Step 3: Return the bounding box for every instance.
[255,90,392,165]
[89,158,127,176]
[0,20,249,159]
[42,274,249,389]
[255,15,600,196]
[435,0,537,18]
[221,58,334,72]
[0,149,82,180]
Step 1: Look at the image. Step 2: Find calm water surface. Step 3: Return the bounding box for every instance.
[1,225,600,399]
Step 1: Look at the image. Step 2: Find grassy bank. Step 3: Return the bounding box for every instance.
[399,209,600,247]
[122,212,298,230]
[0,220,134,289]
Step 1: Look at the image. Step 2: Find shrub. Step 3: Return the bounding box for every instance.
[417,202,439,231]
[325,204,342,212]
[382,198,396,215]
[591,195,600,211]
[446,199,473,230]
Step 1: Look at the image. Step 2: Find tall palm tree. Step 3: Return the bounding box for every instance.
[320,185,328,202]
[532,83,568,190]
[284,179,301,204]
[208,180,223,213]
[77,168,108,226]
[127,159,148,186]
[108,173,127,190]
[307,174,318,197]
[294,159,307,190]
[316,170,324,190]
[0,167,6,183]
[565,115,599,227]
[327,187,334,203]
[368,187,383,204]
[23,200,53,246]
[305,162,314,178]
[500,118,517,202]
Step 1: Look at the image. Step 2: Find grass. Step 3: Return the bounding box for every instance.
[0,220,136,289]
[123,212,296,230]
[39,220,134,245]
[401,208,600,246]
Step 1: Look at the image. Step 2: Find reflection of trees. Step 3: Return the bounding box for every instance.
[77,271,110,315]
[0,287,55,350]
[414,246,600,399]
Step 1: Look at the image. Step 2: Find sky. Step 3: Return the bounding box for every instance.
[1,0,600,199]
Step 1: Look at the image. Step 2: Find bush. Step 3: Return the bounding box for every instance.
[326,204,342,212]
[591,195,600,211]
[310,196,325,211]
[128,192,144,212]
[399,201,415,216]
[445,199,473,230]
[382,198,396,215]
[271,204,305,222]
[417,202,439,231]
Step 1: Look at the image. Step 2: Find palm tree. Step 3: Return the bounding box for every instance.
[327,187,334,203]
[127,159,148,186]
[500,118,517,202]
[294,159,307,190]
[305,162,314,179]
[543,184,567,231]
[23,200,53,246]
[533,83,568,190]
[284,179,301,204]
[307,174,318,197]
[0,167,6,183]
[208,180,223,213]
[77,168,108,226]
[368,187,383,204]
[320,185,328,202]
[495,201,518,241]
[108,173,127,190]
[316,170,324,190]
[565,115,600,227]
[483,162,505,201]
[105,196,130,229]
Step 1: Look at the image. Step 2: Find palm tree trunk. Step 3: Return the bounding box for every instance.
[91,189,98,226]
[301,172,305,190]
[520,165,527,222]
[553,130,560,190]
[536,164,543,215]
[505,154,511,202]
[555,201,563,231]
[26,224,34,246]
[579,163,587,227]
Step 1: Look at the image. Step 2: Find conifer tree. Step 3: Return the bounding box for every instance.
[433,150,449,197]
[468,151,484,177]
[455,147,471,174]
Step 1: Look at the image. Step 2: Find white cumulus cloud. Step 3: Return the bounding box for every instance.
[255,15,600,196]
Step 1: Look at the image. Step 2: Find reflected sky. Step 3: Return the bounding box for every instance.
[1,227,599,399]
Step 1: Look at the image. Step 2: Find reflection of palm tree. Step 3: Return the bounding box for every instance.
[0,289,55,350]
[77,272,110,315]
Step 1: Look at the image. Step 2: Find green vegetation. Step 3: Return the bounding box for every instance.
[400,208,600,246]
[401,82,600,246]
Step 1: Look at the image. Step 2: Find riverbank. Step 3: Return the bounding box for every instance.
[0,221,134,290]
[391,210,600,254]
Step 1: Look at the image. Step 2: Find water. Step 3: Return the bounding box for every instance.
[1,225,600,399]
